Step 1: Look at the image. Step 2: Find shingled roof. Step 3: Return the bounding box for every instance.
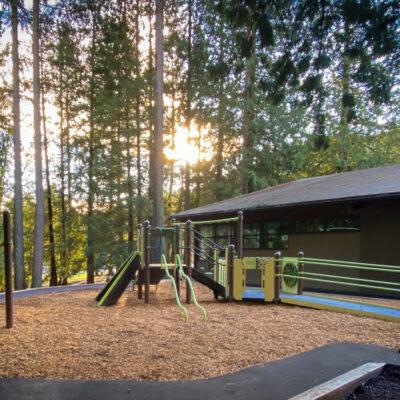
[173,164,400,220]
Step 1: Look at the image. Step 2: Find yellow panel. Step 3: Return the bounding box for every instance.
[263,259,276,302]
[243,257,257,270]
[233,259,244,300]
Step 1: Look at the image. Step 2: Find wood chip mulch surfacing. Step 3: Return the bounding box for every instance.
[0,282,399,381]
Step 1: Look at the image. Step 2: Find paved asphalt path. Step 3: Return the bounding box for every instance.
[0,283,105,301]
[1,343,399,400]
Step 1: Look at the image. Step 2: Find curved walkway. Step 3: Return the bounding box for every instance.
[0,283,105,302]
[1,343,399,400]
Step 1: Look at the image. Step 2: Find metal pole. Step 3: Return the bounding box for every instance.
[3,209,13,329]
[144,220,150,304]
[273,251,281,303]
[173,221,180,297]
[297,250,304,295]
[184,220,192,304]
[236,211,243,259]
[137,223,143,298]
[228,244,235,301]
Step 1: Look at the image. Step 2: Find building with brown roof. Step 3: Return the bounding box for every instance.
[173,164,400,296]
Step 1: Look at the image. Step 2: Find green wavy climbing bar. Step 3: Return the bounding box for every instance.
[161,255,188,322]
[175,255,207,321]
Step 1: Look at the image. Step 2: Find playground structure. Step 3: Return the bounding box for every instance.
[95,211,400,323]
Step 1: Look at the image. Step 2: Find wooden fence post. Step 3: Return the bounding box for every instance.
[3,209,13,328]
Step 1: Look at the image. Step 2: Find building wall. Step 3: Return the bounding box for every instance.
[244,232,361,291]
[358,213,400,297]
[241,209,400,296]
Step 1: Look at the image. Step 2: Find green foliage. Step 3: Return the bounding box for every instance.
[0,0,398,287]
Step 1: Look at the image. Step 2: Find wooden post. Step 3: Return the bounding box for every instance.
[3,209,13,329]
[133,223,142,292]
[184,220,192,304]
[137,223,143,298]
[273,251,281,303]
[236,211,243,259]
[173,221,180,296]
[144,220,150,304]
[227,244,235,302]
[297,250,304,295]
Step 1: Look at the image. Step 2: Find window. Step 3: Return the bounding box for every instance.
[243,222,289,250]
[295,219,325,234]
[243,223,261,249]
[295,216,360,234]
[215,224,235,247]
[326,217,360,232]
[265,222,289,249]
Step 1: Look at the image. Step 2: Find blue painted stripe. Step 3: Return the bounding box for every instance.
[281,293,400,318]
[243,289,265,300]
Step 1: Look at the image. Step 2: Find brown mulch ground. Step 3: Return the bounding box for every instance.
[0,281,399,381]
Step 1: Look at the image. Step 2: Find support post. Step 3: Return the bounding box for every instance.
[297,250,304,295]
[173,220,180,296]
[137,223,144,298]
[144,220,150,304]
[184,220,192,304]
[3,209,13,329]
[134,223,143,292]
[227,244,235,302]
[273,251,281,303]
[236,211,243,259]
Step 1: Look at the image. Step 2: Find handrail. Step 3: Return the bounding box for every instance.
[302,257,400,271]
[193,246,226,268]
[161,255,188,322]
[284,256,400,272]
[175,255,207,321]
[277,273,400,294]
[193,230,225,251]
[283,257,400,274]
[193,246,217,263]
[301,271,400,287]
[173,216,239,226]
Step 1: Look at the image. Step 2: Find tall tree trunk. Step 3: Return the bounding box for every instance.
[215,22,225,201]
[152,0,164,228]
[32,0,44,287]
[41,77,58,286]
[168,92,176,202]
[86,8,97,284]
[11,0,25,289]
[183,0,192,210]
[134,0,142,226]
[59,60,67,279]
[126,112,134,245]
[338,18,350,172]
[147,1,154,201]
[241,23,256,195]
